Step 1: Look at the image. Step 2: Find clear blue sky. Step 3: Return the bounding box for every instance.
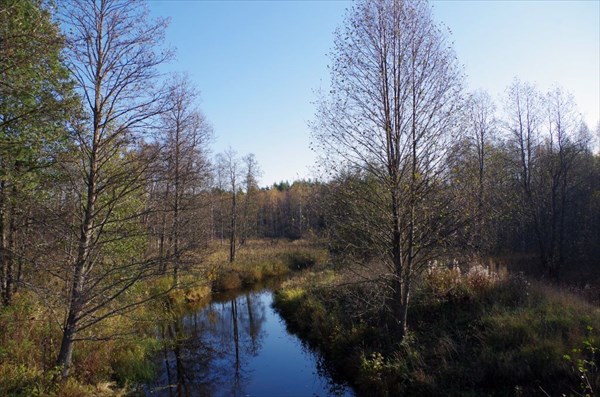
[148,0,600,186]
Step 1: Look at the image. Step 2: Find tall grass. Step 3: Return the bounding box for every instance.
[274,262,600,396]
[0,290,159,396]
[209,239,329,291]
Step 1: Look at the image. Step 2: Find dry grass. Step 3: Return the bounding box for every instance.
[209,239,329,292]
[274,258,600,397]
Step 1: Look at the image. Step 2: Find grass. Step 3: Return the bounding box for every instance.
[0,289,155,396]
[273,263,600,397]
[209,239,329,292]
[0,238,324,396]
[0,272,186,395]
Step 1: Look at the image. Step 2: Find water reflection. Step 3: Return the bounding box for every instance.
[146,288,354,397]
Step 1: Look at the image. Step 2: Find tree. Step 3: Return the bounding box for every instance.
[503,81,587,278]
[216,148,242,263]
[537,86,585,277]
[312,0,463,337]
[466,91,497,253]
[448,90,498,254]
[157,74,212,286]
[0,0,75,305]
[503,79,543,254]
[240,153,261,245]
[55,0,171,376]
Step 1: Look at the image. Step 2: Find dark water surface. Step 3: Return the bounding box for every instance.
[144,287,355,397]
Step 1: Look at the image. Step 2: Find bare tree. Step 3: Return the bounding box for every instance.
[466,90,497,253]
[502,80,542,258]
[540,86,584,277]
[55,0,172,376]
[504,81,588,278]
[312,0,463,338]
[240,153,261,245]
[158,74,212,286]
[216,148,242,263]
[504,79,542,202]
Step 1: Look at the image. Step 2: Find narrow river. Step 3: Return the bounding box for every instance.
[144,286,355,397]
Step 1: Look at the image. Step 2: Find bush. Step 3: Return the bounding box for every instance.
[212,269,242,291]
[466,264,499,292]
[111,342,157,385]
[285,251,319,270]
[563,326,599,397]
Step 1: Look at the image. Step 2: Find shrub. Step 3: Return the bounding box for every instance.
[286,251,318,270]
[111,342,157,385]
[275,260,600,396]
[466,264,499,292]
[184,285,211,304]
[563,326,599,396]
[0,363,53,397]
[212,269,242,291]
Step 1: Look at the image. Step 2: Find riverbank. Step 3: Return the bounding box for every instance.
[0,239,326,396]
[209,239,328,292]
[273,263,600,396]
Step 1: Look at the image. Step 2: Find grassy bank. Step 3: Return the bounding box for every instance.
[274,264,600,396]
[209,239,328,292]
[0,288,161,397]
[0,239,323,396]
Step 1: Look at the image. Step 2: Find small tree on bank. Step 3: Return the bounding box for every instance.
[312,0,464,338]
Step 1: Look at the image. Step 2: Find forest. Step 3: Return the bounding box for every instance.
[1,0,599,396]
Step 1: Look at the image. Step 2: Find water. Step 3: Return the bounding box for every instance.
[144,287,355,397]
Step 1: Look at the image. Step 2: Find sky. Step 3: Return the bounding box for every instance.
[148,0,600,187]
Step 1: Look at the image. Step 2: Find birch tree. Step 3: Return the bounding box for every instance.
[158,74,212,286]
[216,148,242,263]
[312,0,463,337]
[56,0,171,376]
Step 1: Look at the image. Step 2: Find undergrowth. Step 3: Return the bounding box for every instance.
[274,262,600,397]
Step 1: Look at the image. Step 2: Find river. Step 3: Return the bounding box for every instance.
[143,285,355,397]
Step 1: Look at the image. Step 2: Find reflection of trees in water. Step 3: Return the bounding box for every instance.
[284,322,354,397]
[150,290,267,397]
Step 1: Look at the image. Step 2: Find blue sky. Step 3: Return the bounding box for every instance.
[148,0,599,186]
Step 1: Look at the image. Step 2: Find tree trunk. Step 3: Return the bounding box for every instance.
[0,180,14,306]
[56,304,79,377]
[57,90,99,376]
[229,190,237,263]
[391,188,407,337]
